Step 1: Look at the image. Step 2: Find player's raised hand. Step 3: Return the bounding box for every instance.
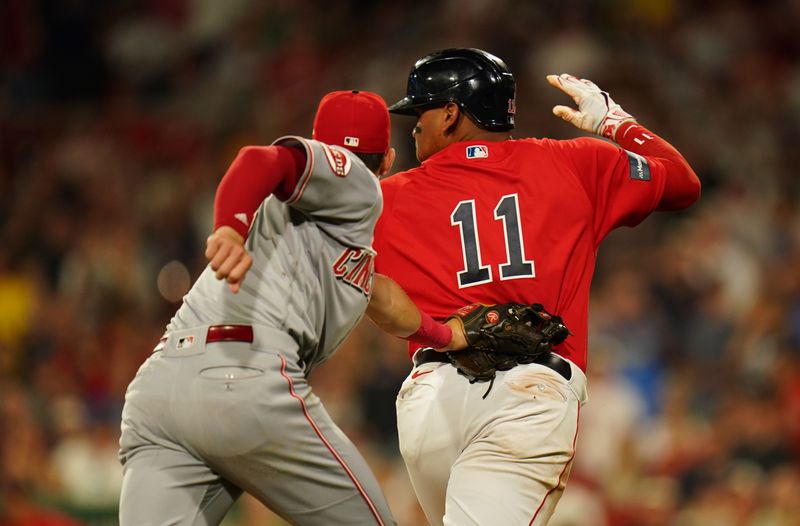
[205,226,253,294]
[546,74,636,141]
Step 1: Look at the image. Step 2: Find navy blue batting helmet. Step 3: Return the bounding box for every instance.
[389,48,516,131]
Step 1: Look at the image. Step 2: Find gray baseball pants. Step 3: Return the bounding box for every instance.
[119,325,395,526]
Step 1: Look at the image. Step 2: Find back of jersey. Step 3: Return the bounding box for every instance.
[375,137,665,370]
[170,137,382,372]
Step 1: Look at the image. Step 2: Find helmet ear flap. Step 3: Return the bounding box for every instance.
[388,48,516,132]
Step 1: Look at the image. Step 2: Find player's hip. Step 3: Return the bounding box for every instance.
[152,324,298,355]
[398,349,587,405]
[396,355,587,452]
[121,325,313,453]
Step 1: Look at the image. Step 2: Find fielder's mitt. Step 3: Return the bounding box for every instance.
[445,303,570,389]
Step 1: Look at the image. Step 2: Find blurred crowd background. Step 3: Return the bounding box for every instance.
[1,0,799,525]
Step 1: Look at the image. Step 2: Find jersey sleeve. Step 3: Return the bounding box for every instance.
[554,137,668,244]
[213,145,304,238]
[272,136,383,249]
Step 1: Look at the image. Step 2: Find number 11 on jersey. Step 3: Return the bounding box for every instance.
[451,193,535,288]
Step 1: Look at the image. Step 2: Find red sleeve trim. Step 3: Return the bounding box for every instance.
[213,145,305,238]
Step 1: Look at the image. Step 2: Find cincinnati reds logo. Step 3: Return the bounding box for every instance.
[485,310,500,324]
[332,247,373,296]
[321,144,352,177]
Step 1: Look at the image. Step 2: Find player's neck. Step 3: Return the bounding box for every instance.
[449,125,510,144]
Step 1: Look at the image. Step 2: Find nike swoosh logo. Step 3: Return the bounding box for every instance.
[411,370,433,380]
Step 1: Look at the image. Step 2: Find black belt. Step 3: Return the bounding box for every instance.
[413,348,572,381]
[153,324,254,352]
[412,348,450,366]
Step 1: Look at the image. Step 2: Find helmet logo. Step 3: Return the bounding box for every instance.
[507,98,516,115]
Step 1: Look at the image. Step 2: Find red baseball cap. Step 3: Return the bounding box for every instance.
[312,90,390,154]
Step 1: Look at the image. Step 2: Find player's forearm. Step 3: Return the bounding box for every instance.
[547,74,700,212]
[367,274,455,349]
[367,274,420,336]
[615,122,701,211]
[214,145,305,237]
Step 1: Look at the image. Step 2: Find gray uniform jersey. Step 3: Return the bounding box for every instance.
[168,136,381,372]
[120,137,394,526]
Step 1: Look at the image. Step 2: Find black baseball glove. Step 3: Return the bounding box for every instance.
[445,303,570,388]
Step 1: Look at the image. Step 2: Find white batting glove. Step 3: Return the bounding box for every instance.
[546,74,636,141]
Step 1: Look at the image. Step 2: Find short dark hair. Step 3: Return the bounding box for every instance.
[354,152,384,173]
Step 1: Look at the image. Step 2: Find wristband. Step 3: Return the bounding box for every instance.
[404,312,452,349]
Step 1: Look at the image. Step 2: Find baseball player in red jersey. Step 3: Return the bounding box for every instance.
[375,49,701,525]
[118,90,466,526]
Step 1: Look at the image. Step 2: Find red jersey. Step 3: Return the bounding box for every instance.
[375,133,675,371]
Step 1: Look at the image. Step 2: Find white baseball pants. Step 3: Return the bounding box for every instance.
[397,357,587,526]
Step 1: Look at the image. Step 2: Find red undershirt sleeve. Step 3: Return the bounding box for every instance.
[615,122,701,211]
[213,145,306,238]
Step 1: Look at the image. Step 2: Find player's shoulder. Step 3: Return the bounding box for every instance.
[377,166,423,215]
[531,135,617,154]
[515,136,622,167]
[379,166,418,189]
[514,135,604,149]
[275,135,373,179]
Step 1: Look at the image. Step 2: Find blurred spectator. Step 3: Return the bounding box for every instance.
[48,397,121,514]
[0,479,83,526]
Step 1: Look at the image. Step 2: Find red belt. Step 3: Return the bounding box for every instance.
[153,324,254,352]
[206,324,254,343]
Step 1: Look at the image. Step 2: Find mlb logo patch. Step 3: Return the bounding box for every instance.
[466,145,489,159]
[177,335,195,349]
[344,136,360,147]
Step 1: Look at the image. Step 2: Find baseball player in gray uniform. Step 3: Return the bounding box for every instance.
[118,90,464,526]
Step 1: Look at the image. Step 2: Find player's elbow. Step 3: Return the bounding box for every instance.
[236,145,268,164]
[658,166,701,211]
[685,173,702,205]
[671,173,701,209]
